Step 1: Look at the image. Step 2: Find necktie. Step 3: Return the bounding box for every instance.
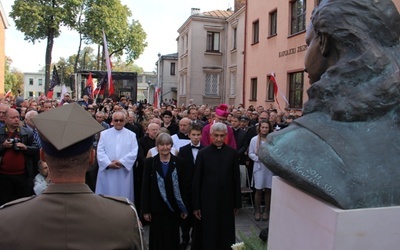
[191,145,200,149]
[33,129,41,148]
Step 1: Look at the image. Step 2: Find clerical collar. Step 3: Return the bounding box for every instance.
[212,144,224,150]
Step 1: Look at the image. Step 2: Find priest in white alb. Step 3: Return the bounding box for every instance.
[95,111,138,203]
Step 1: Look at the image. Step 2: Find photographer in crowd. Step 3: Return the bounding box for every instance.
[0,108,39,205]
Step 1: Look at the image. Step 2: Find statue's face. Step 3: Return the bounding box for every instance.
[304,23,330,84]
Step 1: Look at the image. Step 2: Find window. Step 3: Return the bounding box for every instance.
[38,79,43,86]
[269,10,278,36]
[250,78,257,100]
[288,72,304,108]
[290,0,306,35]
[267,76,275,101]
[56,92,62,98]
[29,78,34,85]
[29,91,33,97]
[252,20,259,44]
[170,63,176,75]
[206,31,220,52]
[185,34,189,51]
[233,28,237,50]
[205,73,220,96]
[180,74,186,95]
[230,71,237,96]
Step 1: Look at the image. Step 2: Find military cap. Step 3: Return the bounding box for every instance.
[32,103,104,157]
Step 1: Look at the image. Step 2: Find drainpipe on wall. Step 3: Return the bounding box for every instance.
[242,0,248,108]
[222,19,228,104]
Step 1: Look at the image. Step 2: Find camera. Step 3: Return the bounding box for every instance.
[8,138,21,151]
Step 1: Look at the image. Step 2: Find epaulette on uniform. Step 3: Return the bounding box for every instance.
[99,195,139,215]
[0,195,36,209]
[99,194,133,205]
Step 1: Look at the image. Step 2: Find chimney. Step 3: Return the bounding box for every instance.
[234,0,246,12]
[191,8,200,15]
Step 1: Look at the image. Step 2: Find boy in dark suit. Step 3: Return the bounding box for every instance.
[177,123,203,249]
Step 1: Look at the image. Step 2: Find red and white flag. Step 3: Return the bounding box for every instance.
[153,87,161,108]
[5,89,11,98]
[270,72,289,111]
[102,30,114,96]
[59,84,68,105]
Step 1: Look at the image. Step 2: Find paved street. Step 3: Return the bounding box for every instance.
[235,207,269,242]
[142,206,269,248]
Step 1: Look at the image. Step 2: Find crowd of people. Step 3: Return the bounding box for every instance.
[0,92,300,250]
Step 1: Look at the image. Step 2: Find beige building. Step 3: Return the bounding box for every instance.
[0,1,9,96]
[177,8,234,107]
[225,4,245,107]
[136,72,157,103]
[155,53,178,104]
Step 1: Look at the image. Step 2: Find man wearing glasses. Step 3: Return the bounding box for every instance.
[95,111,139,203]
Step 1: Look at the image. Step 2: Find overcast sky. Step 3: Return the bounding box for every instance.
[2,0,233,73]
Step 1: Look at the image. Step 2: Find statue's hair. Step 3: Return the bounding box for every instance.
[304,0,400,122]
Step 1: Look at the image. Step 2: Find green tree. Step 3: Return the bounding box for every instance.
[10,0,84,94]
[112,58,144,73]
[4,57,23,96]
[80,0,147,69]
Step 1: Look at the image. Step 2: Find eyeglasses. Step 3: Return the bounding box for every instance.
[113,119,124,123]
[163,116,172,118]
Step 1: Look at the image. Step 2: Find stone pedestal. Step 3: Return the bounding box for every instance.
[268,177,400,250]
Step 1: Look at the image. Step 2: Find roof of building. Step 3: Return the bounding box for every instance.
[178,9,234,33]
[161,53,178,59]
[201,10,233,19]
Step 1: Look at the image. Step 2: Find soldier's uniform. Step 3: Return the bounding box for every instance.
[0,184,145,249]
[0,103,146,249]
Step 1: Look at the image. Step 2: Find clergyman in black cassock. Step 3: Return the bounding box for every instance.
[191,123,241,250]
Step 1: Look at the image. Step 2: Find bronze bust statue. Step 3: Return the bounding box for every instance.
[259,0,400,209]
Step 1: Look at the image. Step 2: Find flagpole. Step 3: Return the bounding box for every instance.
[102,29,114,97]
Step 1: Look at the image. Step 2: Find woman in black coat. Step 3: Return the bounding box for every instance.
[141,132,188,250]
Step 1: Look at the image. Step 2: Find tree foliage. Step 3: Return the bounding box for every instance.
[10,0,147,94]
[10,0,84,94]
[55,46,144,73]
[81,0,147,65]
[4,57,24,96]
